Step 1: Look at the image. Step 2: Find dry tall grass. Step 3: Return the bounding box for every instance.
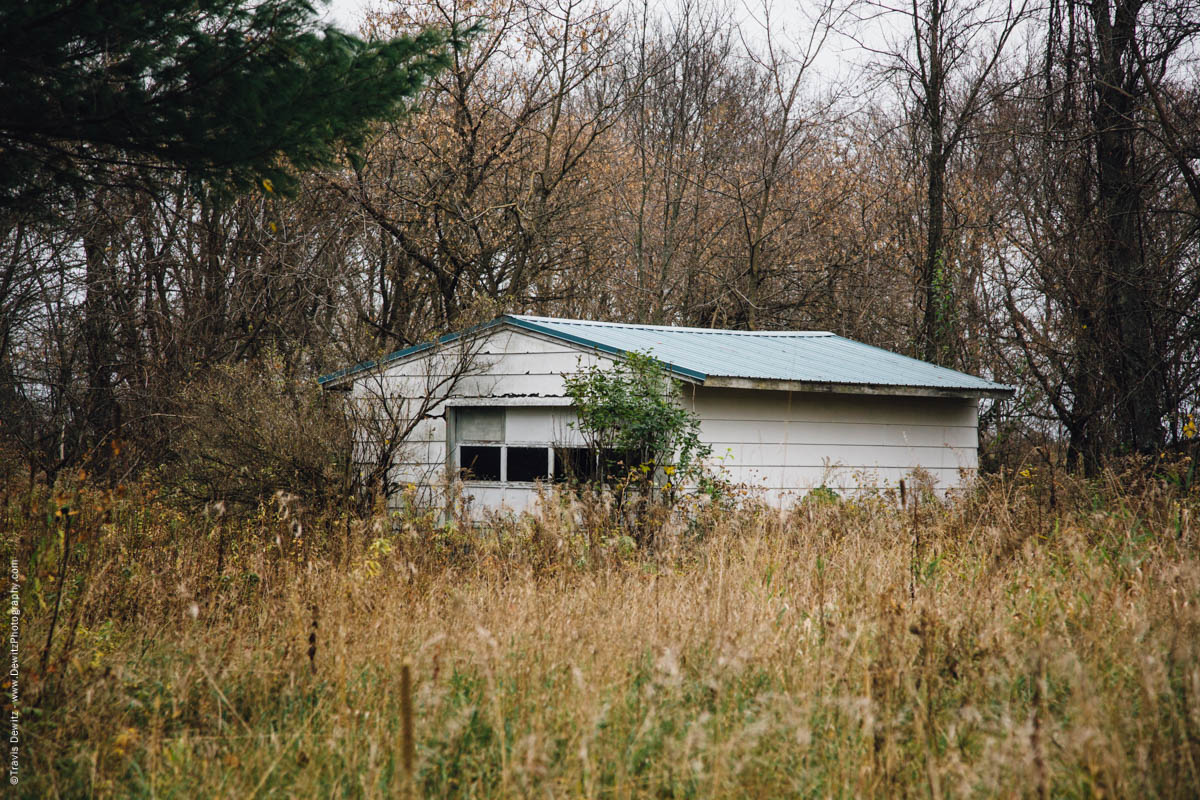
[12,464,1200,798]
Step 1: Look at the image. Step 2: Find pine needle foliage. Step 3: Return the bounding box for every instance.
[0,0,467,209]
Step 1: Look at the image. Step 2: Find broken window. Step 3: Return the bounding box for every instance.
[507,446,551,482]
[453,406,590,484]
[553,447,596,483]
[459,445,501,481]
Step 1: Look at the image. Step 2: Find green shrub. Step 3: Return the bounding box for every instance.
[563,350,710,486]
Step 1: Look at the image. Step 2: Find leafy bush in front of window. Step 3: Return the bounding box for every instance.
[563,350,710,488]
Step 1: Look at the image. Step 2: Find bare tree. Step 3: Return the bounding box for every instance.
[596,0,738,323]
[332,328,487,510]
[713,0,845,330]
[856,0,1029,365]
[0,177,354,481]
[334,0,625,342]
[598,0,859,331]
[985,0,1200,467]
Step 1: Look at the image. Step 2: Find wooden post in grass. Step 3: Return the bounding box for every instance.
[400,660,415,791]
[901,479,917,601]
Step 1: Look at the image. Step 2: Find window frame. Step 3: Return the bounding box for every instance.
[449,404,578,486]
[454,443,557,485]
[457,443,503,482]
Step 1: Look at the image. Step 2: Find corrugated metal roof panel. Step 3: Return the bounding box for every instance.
[507,315,1012,395]
[319,314,1014,396]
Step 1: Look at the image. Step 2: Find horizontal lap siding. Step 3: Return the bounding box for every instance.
[374,350,609,400]
[476,333,575,355]
[381,418,447,489]
[692,387,977,499]
[700,419,977,449]
[349,328,604,513]
[378,354,596,377]
[710,442,976,470]
[351,329,982,511]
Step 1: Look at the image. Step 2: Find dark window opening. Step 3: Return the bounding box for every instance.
[554,447,597,483]
[459,445,501,481]
[603,448,645,478]
[554,448,647,483]
[507,446,550,482]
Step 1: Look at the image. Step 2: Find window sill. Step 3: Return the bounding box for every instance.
[461,480,556,487]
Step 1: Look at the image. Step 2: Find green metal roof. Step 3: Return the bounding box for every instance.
[320,314,1014,398]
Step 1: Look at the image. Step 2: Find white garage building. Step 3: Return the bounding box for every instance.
[319,315,1013,512]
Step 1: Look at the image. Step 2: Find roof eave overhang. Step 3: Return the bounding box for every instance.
[317,318,512,389]
[506,317,708,383]
[319,317,709,390]
[701,375,1015,400]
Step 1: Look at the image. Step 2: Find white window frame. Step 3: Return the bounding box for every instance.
[454,443,558,485]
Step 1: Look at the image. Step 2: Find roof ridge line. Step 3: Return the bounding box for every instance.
[507,314,833,337]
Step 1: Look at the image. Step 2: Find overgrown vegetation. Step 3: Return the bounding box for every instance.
[563,350,714,545]
[565,351,710,480]
[13,461,1200,797]
[160,358,354,510]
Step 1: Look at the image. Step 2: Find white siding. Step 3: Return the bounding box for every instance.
[346,325,981,514]
[349,327,603,514]
[689,387,977,504]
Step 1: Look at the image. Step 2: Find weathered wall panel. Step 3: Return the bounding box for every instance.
[349,328,606,513]
[691,387,977,503]
[347,326,982,514]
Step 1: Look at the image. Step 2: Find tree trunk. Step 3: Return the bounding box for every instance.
[1089,0,1162,454]
[82,197,119,475]
[919,0,952,366]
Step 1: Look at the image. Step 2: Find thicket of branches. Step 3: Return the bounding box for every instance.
[2,0,1198,494]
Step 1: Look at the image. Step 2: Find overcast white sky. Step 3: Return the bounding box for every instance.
[317,0,887,87]
[319,0,371,31]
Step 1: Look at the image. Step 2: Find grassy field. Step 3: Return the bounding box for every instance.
[11,465,1200,798]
